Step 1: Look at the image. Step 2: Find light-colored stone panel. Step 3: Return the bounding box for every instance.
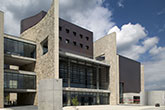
[0,11,4,108]
[94,32,119,105]
[20,0,59,105]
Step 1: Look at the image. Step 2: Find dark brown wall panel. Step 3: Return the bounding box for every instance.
[119,55,141,93]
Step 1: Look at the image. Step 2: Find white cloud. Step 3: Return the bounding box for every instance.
[59,0,115,40]
[108,23,158,60]
[0,0,115,40]
[144,47,165,90]
[0,0,52,36]
[117,0,124,8]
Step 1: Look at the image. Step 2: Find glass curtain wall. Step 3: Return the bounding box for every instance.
[59,57,97,89]
[4,72,36,89]
[4,38,36,58]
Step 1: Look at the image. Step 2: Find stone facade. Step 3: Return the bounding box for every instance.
[21,0,59,105]
[0,11,4,108]
[94,32,119,105]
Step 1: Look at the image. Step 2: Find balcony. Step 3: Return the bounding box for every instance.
[4,70,36,93]
[4,37,36,66]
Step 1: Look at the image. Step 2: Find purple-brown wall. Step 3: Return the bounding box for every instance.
[119,55,141,93]
[21,11,93,58]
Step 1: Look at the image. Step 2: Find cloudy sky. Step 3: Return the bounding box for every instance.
[0,0,165,90]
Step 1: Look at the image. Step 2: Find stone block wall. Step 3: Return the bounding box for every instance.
[94,32,119,105]
[21,0,59,105]
[0,11,4,108]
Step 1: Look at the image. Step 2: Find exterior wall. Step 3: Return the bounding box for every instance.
[21,12,93,59]
[59,19,93,58]
[21,11,47,34]
[141,91,165,106]
[0,11,4,108]
[119,55,141,93]
[21,0,59,105]
[94,32,119,105]
[141,65,144,92]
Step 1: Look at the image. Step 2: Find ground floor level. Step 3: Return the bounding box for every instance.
[1,105,165,110]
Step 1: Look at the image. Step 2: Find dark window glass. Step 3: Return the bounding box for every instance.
[65,39,70,44]
[66,29,69,33]
[4,72,36,89]
[80,34,83,39]
[59,36,62,41]
[80,43,83,48]
[86,37,89,41]
[73,41,77,46]
[4,38,36,58]
[41,37,48,55]
[73,32,76,36]
[85,46,89,50]
[59,26,62,31]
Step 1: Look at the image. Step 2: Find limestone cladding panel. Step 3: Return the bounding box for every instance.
[0,11,4,108]
[94,32,119,105]
[20,0,59,105]
[140,65,144,92]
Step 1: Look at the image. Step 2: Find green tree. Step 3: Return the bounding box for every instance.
[72,96,79,106]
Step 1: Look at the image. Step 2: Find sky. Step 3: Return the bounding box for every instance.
[0,0,165,91]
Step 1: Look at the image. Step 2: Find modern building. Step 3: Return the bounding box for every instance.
[0,0,144,108]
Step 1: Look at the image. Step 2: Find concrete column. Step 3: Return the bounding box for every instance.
[38,79,62,110]
[68,59,71,87]
[0,11,4,108]
[67,92,71,106]
[96,66,99,90]
[96,67,100,104]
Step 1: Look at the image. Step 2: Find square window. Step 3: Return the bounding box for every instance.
[73,41,77,46]
[86,37,89,41]
[66,39,70,44]
[59,26,62,31]
[86,45,89,50]
[59,36,62,41]
[66,29,69,33]
[73,32,76,36]
[80,43,83,48]
[80,34,83,39]
[41,37,48,55]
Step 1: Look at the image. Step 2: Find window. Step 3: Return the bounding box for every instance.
[66,29,69,33]
[73,32,76,36]
[80,34,83,39]
[73,41,77,46]
[41,37,48,55]
[65,39,70,44]
[80,43,83,48]
[59,26,62,31]
[85,45,89,50]
[86,37,89,41]
[59,36,62,41]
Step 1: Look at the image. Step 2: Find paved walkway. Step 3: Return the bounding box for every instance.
[0,105,165,110]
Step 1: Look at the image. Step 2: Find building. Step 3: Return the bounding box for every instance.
[0,0,144,108]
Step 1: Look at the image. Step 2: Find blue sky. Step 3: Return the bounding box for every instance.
[106,0,165,47]
[0,0,165,90]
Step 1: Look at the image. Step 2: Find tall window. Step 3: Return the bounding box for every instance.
[41,37,48,55]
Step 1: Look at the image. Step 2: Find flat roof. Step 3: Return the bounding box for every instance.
[59,51,110,67]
